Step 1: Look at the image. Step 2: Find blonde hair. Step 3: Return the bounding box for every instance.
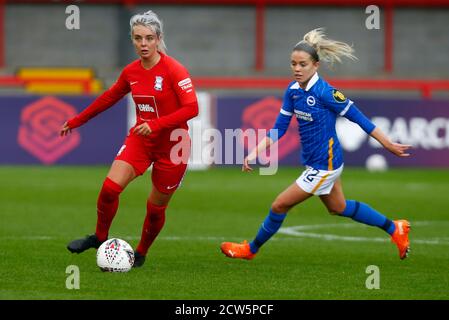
[130,10,167,54]
[294,28,357,65]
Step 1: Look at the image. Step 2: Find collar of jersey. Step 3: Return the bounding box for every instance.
[139,51,165,71]
[291,72,319,91]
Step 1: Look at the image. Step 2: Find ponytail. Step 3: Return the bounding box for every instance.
[294,28,357,65]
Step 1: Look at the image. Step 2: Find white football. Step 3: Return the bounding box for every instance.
[96,238,135,272]
[366,154,388,172]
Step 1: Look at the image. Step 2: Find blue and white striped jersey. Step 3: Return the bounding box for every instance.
[268,73,375,170]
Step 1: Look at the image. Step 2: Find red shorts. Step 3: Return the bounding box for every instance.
[115,133,190,194]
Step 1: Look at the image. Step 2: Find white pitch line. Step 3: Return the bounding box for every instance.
[0,235,228,241]
[278,220,449,245]
[279,228,388,243]
[1,236,55,240]
[278,228,449,245]
[2,221,449,245]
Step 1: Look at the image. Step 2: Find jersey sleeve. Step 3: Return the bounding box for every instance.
[280,85,295,115]
[322,87,375,134]
[267,87,294,142]
[67,70,130,129]
[170,63,198,106]
[321,87,352,115]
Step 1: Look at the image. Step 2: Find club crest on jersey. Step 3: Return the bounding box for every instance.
[154,76,163,91]
[306,96,316,106]
[332,89,346,103]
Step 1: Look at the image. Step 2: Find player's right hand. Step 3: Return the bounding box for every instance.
[386,142,412,157]
[242,157,253,172]
[60,121,72,137]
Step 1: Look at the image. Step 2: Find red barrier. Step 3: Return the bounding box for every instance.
[2,74,449,98]
[194,77,449,99]
[0,76,24,87]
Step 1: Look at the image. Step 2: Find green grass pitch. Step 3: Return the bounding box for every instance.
[1,166,448,300]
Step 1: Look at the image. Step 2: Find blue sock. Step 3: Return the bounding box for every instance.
[341,200,395,235]
[249,210,287,254]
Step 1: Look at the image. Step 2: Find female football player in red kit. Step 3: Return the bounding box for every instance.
[60,10,198,267]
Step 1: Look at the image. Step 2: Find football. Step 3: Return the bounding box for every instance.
[96,238,135,272]
[365,154,388,172]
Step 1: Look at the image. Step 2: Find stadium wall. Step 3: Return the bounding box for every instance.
[4,4,449,78]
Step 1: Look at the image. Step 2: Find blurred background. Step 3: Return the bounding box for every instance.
[1,0,449,169]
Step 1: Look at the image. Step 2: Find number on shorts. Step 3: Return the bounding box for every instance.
[304,168,320,183]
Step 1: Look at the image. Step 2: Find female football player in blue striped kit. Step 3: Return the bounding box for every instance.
[221,28,412,260]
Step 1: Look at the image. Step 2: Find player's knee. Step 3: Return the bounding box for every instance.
[271,198,290,214]
[326,204,346,215]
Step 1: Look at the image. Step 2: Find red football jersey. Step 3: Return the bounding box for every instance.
[67,52,198,151]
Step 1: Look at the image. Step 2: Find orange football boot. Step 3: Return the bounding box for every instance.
[390,220,411,260]
[220,240,256,260]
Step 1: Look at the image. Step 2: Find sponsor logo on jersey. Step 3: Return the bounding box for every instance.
[154,76,163,91]
[138,104,155,112]
[178,77,193,91]
[294,110,313,121]
[306,96,316,106]
[332,89,346,103]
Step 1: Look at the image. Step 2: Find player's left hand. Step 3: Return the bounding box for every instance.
[387,142,412,157]
[133,123,152,136]
[60,121,72,137]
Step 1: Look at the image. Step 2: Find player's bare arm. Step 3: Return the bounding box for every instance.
[370,127,412,157]
[243,136,273,172]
